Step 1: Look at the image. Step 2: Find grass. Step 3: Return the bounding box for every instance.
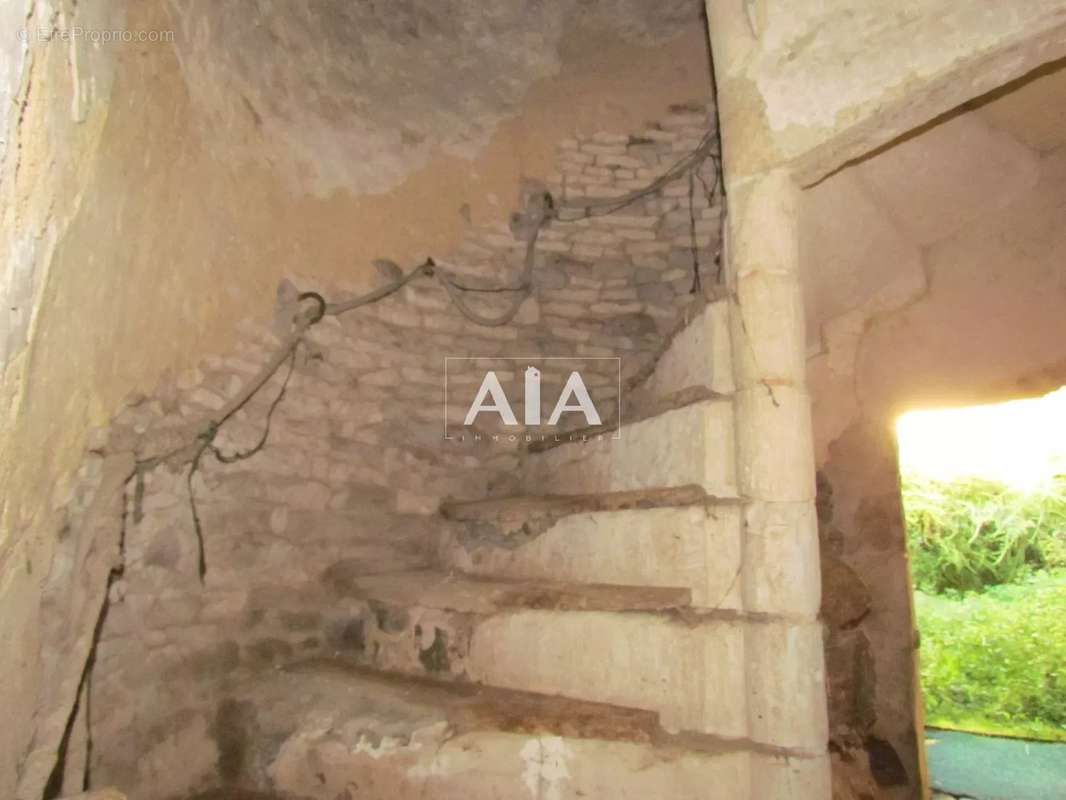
[903,473,1066,741]
[915,572,1066,741]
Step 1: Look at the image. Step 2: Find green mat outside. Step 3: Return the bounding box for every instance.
[926,728,1066,799]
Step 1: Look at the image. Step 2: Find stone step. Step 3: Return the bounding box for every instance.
[628,297,735,402]
[344,569,694,614]
[440,485,715,521]
[219,659,828,799]
[521,397,737,497]
[527,384,725,454]
[439,490,743,609]
[289,570,824,750]
[523,298,734,450]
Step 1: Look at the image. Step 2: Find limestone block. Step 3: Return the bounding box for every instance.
[573,229,618,246]
[445,504,742,609]
[750,752,832,800]
[745,621,829,751]
[640,299,734,397]
[522,399,737,498]
[640,128,678,143]
[600,287,639,302]
[582,143,627,157]
[742,500,821,618]
[468,611,748,738]
[597,154,644,169]
[614,227,657,241]
[671,233,714,248]
[545,302,588,317]
[573,245,605,260]
[733,270,806,386]
[561,739,749,800]
[561,152,594,167]
[514,296,539,325]
[625,241,671,255]
[734,385,816,503]
[728,171,799,280]
[271,727,751,800]
[600,214,659,229]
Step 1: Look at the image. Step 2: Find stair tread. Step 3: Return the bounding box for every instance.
[440,485,739,522]
[621,295,712,392]
[528,384,726,454]
[340,569,692,613]
[520,393,738,498]
[269,659,785,758]
[275,657,666,745]
[223,660,808,800]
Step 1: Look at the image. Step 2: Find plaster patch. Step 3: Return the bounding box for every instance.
[521,736,573,800]
[352,733,419,761]
[405,723,454,779]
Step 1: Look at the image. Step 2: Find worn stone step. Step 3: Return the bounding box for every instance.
[521,397,737,497]
[439,491,743,609]
[279,570,825,750]
[210,659,828,799]
[524,298,734,450]
[440,485,717,521]
[627,297,735,401]
[527,384,725,454]
[341,569,694,614]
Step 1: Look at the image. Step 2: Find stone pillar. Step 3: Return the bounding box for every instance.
[728,171,819,613]
[724,169,830,794]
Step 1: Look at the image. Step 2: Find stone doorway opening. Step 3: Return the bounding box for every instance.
[896,390,1066,800]
[802,54,1066,800]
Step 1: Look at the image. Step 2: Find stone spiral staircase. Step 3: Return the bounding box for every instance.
[224,297,830,800]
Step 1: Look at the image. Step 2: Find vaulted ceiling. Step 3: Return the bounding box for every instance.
[801,55,1066,348]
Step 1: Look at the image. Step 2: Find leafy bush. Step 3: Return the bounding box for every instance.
[916,571,1066,741]
[903,474,1066,594]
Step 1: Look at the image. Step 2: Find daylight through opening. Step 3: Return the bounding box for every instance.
[896,388,1066,798]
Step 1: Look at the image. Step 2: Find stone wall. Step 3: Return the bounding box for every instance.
[47,106,723,799]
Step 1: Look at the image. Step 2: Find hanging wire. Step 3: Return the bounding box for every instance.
[136,126,722,581]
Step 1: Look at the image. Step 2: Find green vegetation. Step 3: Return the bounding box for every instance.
[915,573,1066,741]
[903,475,1066,594]
[903,474,1066,741]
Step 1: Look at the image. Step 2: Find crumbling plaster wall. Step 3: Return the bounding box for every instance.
[0,0,715,794]
[802,73,1066,799]
[1,0,127,793]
